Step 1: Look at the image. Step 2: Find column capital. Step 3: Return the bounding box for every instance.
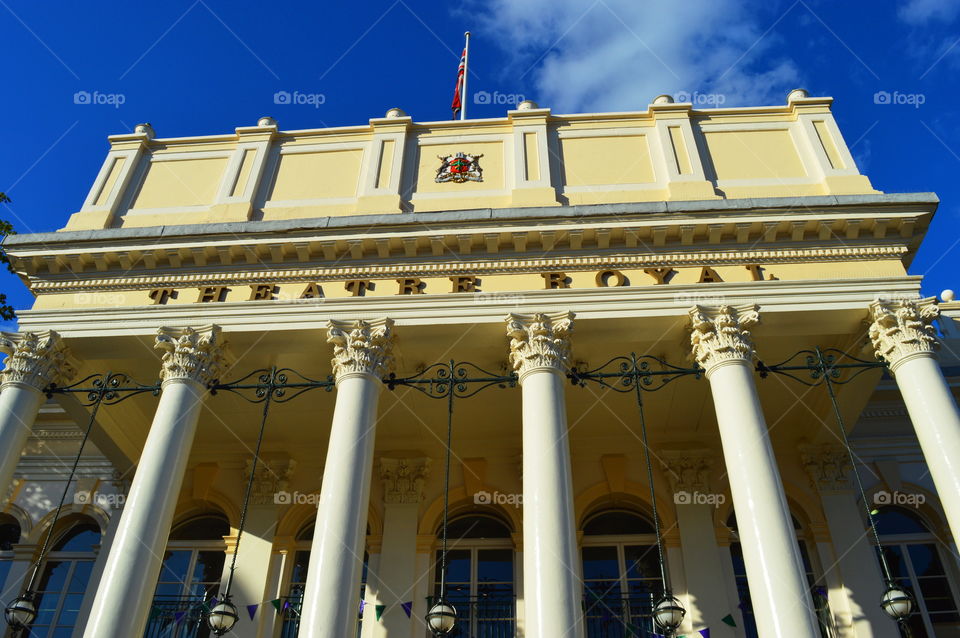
[326,318,395,381]
[660,449,716,494]
[688,304,760,373]
[379,456,431,505]
[0,330,75,391]
[245,456,296,506]
[506,311,574,379]
[155,325,226,386]
[868,297,940,372]
[800,444,853,492]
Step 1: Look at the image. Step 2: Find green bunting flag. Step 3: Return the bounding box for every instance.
[721,614,737,627]
[376,605,386,621]
[271,599,283,615]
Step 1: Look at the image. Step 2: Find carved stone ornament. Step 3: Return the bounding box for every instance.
[379,457,431,505]
[688,304,760,372]
[800,445,853,492]
[868,297,940,370]
[661,450,715,494]
[154,325,226,386]
[0,330,75,390]
[245,457,296,505]
[506,311,575,377]
[326,318,395,380]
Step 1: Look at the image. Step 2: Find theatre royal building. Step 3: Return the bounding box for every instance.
[1,89,959,638]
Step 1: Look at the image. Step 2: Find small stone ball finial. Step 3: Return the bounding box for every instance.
[652,94,675,105]
[516,100,539,110]
[257,116,277,127]
[385,107,407,118]
[134,123,155,139]
[942,289,956,302]
[787,88,810,103]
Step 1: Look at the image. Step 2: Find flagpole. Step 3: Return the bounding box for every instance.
[461,31,470,121]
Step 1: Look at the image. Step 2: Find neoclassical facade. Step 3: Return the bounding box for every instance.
[1,92,959,638]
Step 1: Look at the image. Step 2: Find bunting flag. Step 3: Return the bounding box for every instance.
[283,600,291,610]
[359,600,366,616]
[174,611,187,625]
[271,599,283,615]
[247,604,258,620]
[700,629,711,637]
[721,614,737,627]
[209,597,218,608]
[451,47,466,119]
[148,607,162,621]
[375,604,386,621]
[401,601,413,618]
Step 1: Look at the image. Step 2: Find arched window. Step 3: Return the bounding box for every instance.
[580,508,661,636]
[281,521,369,638]
[433,513,515,637]
[0,514,20,592]
[875,506,960,637]
[726,511,829,638]
[30,516,101,637]
[147,513,230,638]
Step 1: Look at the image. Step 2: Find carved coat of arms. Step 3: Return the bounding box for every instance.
[435,152,483,183]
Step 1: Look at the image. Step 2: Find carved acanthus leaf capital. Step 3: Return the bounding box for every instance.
[154,325,226,386]
[379,457,431,505]
[0,330,75,390]
[800,445,853,492]
[688,304,760,372]
[868,297,940,370]
[506,311,574,378]
[245,457,297,505]
[327,318,395,380]
[661,450,716,494]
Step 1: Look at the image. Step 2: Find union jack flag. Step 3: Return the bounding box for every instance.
[451,47,466,119]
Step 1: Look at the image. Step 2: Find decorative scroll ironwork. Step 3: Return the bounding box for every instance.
[209,367,335,403]
[756,347,886,387]
[568,353,702,392]
[46,371,161,405]
[384,361,517,399]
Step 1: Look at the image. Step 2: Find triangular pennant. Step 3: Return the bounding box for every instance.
[721,614,737,627]
[174,611,187,625]
[271,599,283,614]
[247,604,258,620]
[700,629,710,638]
[401,601,413,618]
[148,607,161,621]
[376,604,386,621]
[209,597,218,608]
[359,600,366,616]
[283,600,291,610]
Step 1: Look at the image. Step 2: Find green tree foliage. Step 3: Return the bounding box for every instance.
[0,192,17,321]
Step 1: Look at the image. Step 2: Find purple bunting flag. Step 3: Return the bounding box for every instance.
[247,604,258,620]
[401,601,413,618]
[700,629,710,638]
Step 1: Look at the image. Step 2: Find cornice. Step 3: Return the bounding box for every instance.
[25,245,908,294]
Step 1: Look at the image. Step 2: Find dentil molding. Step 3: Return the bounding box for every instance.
[506,311,575,377]
[0,330,76,390]
[326,318,395,380]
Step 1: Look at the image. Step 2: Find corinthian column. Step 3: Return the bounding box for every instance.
[868,297,960,548]
[689,305,819,637]
[0,331,74,496]
[83,326,226,638]
[300,319,394,638]
[506,311,584,638]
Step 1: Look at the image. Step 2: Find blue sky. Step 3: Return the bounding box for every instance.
[1,0,958,323]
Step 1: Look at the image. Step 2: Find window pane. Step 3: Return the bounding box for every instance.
[581,546,619,581]
[53,523,101,552]
[441,549,471,584]
[290,550,311,587]
[623,545,659,580]
[477,549,513,583]
[445,515,511,539]
[908,544,946,577]
[170,514,229,541]
[69,561,93,592]
[583,511,654,536]
[880,546,910,580]
[38,561,69,592]
[0,560,11,589]
[157,550,192,584]
[874,508,928,535]
[193,550,225,585]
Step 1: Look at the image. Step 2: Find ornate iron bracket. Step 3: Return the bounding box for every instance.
[568,353,703,392]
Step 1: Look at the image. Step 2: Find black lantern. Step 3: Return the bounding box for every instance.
[426,599,457,635]
[4,592,37,633]
[207,596,239,635]
[880,583,914,623]
[653,594,686,636]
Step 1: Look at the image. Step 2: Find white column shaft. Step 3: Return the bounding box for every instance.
[0,384,45,495]
[300,374,381,638]
[82,379,206,638]
[521,368,583,638]
[892,354,960,548]
[707,361,820,637]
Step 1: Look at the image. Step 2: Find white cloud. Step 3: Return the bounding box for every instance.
[472,0,802,112]
[898,0,960,25]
